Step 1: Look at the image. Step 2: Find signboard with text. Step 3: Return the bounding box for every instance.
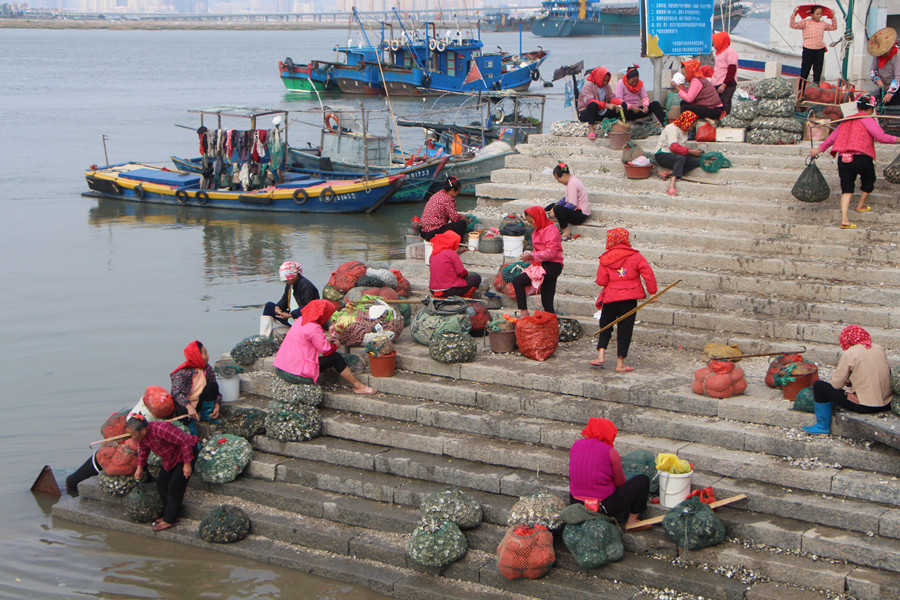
[641,0,713,58]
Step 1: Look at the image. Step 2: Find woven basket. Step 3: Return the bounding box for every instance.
[479,236,503,254]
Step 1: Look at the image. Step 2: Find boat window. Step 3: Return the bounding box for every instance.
[447,52,456,76]
[483,60,493,70]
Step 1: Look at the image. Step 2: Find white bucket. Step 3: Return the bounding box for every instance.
[467,231,480,252]
[657,469,693,508]
[219,375,241,403]
[423,241,433,264]
[502,235,524,258]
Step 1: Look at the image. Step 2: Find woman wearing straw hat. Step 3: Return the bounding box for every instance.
[868,27,900,106]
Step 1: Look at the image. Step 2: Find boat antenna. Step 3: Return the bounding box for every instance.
[364,21,405,157]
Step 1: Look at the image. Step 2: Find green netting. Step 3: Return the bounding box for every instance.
[630,120,661,140]
[699,152,732,173]
[747,129,801,145]
[410,310,471,346]
[213,360,244,379]
[419,489,483,530]
[488,317,515,332]
[195,434,253,484]
[730,99,759,121]
[719,114,751,129]
[265,402,321,442]
[270,377,324,407]
[891,365,900,395]
[892,393,900,417]
[219,407,267,440]
[507,491,566,530]
[429,329,477,364]
[599,117,621,133]
[199,505,251,544]
[665,91,681,111]
[562,517,624,569]
[407,517,468,567]
[397,300,412,327]
[750,116,804,133]
[756,98,797,117]
[752,77,794,99]
[557,317,582,342]
[97,471,138,497]
[230,335,279,366]
[500,261,530,283]
[661,497,726,550]
[122,482,163,523]
[793,386,816,413]
[621,449,659,494]
[885,152,900,184]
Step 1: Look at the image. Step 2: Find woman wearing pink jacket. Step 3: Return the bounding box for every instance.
[511,206,563,316]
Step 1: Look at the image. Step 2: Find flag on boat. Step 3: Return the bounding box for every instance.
[464,62,483,85]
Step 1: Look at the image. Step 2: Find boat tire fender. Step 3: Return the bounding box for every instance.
[428,39,436,51]
[436,40,446,52]
[325,112,340,133]
[390,39,400,51]
[133,184,145,200]
[284,57,295,71]
[422,72,432,88]
[293,188,309,205]
[320,187,336,204]
[196,190,209,205]
[175,189,189,204]
[531,69,540,81]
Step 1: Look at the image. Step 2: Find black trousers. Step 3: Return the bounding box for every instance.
[596,299,638,357]
[837,153,876,194]
[718,82,737,114]
[421,219,467,241]
[654,152,701,179]
[319,352,348,374]
[512,261,563,312]
[578,103,613,125]
[552,205,587,230]
[801,47,826,84]
[569,474,651,516]
[263,301,291,327]
[157,461,191,524]
[435,272,482,298]
[621,101,667,125]
[679,102,723,120]
[812,380,890,414]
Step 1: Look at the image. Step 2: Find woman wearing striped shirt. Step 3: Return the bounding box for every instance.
[790,5,838,86]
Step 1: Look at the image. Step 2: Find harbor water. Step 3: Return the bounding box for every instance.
[0,19,767,599]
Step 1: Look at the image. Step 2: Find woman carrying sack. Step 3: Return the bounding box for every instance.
[810,95,898,228]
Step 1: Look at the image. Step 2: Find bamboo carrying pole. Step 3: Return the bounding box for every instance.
[710,347,806,361]
[593,280,682,337]
[89,414,190,447]
[624,494,748,531]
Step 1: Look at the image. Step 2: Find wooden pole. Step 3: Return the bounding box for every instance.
[593,280,681,337]
[89,414,190,447]
[710,347,806,361]
[624,494,748,531]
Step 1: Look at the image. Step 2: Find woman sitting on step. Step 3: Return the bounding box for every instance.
[577,66,619,140]
[569,417,651,531]
[170,340,220,432]
[592,228,657,373]
[654,111,704,196]
[804,325,893,435]
[428,231,481,298]
[614,64,667,125]
[676,60,725,121]
[547,161,591,241]
[511,206,563,317]
[273,299,376,395]
[260,261,319,337]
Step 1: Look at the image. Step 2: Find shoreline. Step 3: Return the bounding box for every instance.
[0,18,479,31]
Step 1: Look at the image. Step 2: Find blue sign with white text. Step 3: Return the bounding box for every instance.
[642,0,713,57]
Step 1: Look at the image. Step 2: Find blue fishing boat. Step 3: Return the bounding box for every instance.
[279,8,548,96]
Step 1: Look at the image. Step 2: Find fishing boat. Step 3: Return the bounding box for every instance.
[530,0,749,37]
[481,10,535,32]
[279,8,548,96]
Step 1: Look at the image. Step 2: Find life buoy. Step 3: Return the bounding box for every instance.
[390,39,400,51]
[422,72,432,88]
[293,188,309,205]
[175,189,188,204]
[196,190,209,205]
[284,57,295,71]
[428,38,437,51]
[530,69,540,81]
[435,40,446,52]
[133,184,145,200]
[325,112,340,132]
[320,187,336,203]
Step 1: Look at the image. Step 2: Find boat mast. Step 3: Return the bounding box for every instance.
[352,8,375,51]
[391,7,428,72]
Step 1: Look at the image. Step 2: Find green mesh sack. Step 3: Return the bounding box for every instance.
[265,401,321,442]
[195,434,253,484]
[621,449,659,494]
[557,317,582,343]
[230,335,279,366]
[562,518,624,569]
[719,115,751,129]
[793,386,816,413]
[122,482,163,523]
[884,152,900,184]
[752,77,793,99]
[699,152,732,173]
[756,98,796,118]
[750,116,803,133]
[662,497,726,550]
[501,261,530,283]
[407,517,468,567]
[270,377,324,407]
[199,505,251,544]
[322,284,344,302]
[397,299,412,327]
[218,407,266,440]
[791,156,831,202]
[147,452,163,479]
[891,365,900,395]
[730,98,758,121]
[891,394,900,417]
[665,90,681,111]
[429,330,477,363]
[747,129,801,145]
[630,120,661,140]
[410,306,471,346]
[419,489,483,530]
[507,491,566,530]
[97,471,138,497]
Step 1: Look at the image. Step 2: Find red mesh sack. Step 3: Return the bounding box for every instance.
[100,410,129,439]
[692,360,747,398]
[468,301,490,334]
[765,353,803,388]
[361,287,399,301]
[496,524,555,580]
[696,122,716,142]
[143,386,174,419]
[804,86,821,101]
[96,438,140,476]
[515,311,559,362]
[390,268,411,298]
[328,261,367,293]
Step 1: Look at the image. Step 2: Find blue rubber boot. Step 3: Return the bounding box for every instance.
[803,401,832,434]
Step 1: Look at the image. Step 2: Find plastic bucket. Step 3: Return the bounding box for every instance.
[369,352,397,377]
[782,367,819,400]
[489,330,516,353]
[624,164,651,179]
[608,131,631,150]
[468,232,480,252]
[657,469,693,508]
[423,241,433,264]
[502,235,525,258]
[219,375,240,403]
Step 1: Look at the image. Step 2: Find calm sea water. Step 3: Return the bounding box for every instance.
[0,19,767,599]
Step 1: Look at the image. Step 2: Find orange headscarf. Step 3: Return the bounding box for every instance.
[586,66,610,88]
[171,340,206,375]
[525,205,552,230]
[712,31,730,53]
[581,417,618,446]
[430,230,461,256]
[681,59,701,82]
[300,299,337,326]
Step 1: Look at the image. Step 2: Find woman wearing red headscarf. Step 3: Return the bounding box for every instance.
[712,32,739,113]
[676,59,724,120]
[511,206,563,316]
[428,231,481,298]
[273,299,376,394]
[577,66,620,140]
[805,325,892,434]
[170,341,220,430]
[593,228,656,373]
[614,65,667,125]
[654,111,704,196]
[569,418,651,530]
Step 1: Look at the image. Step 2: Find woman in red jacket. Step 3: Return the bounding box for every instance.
[428,231,481,297]
[592,228,657,372]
